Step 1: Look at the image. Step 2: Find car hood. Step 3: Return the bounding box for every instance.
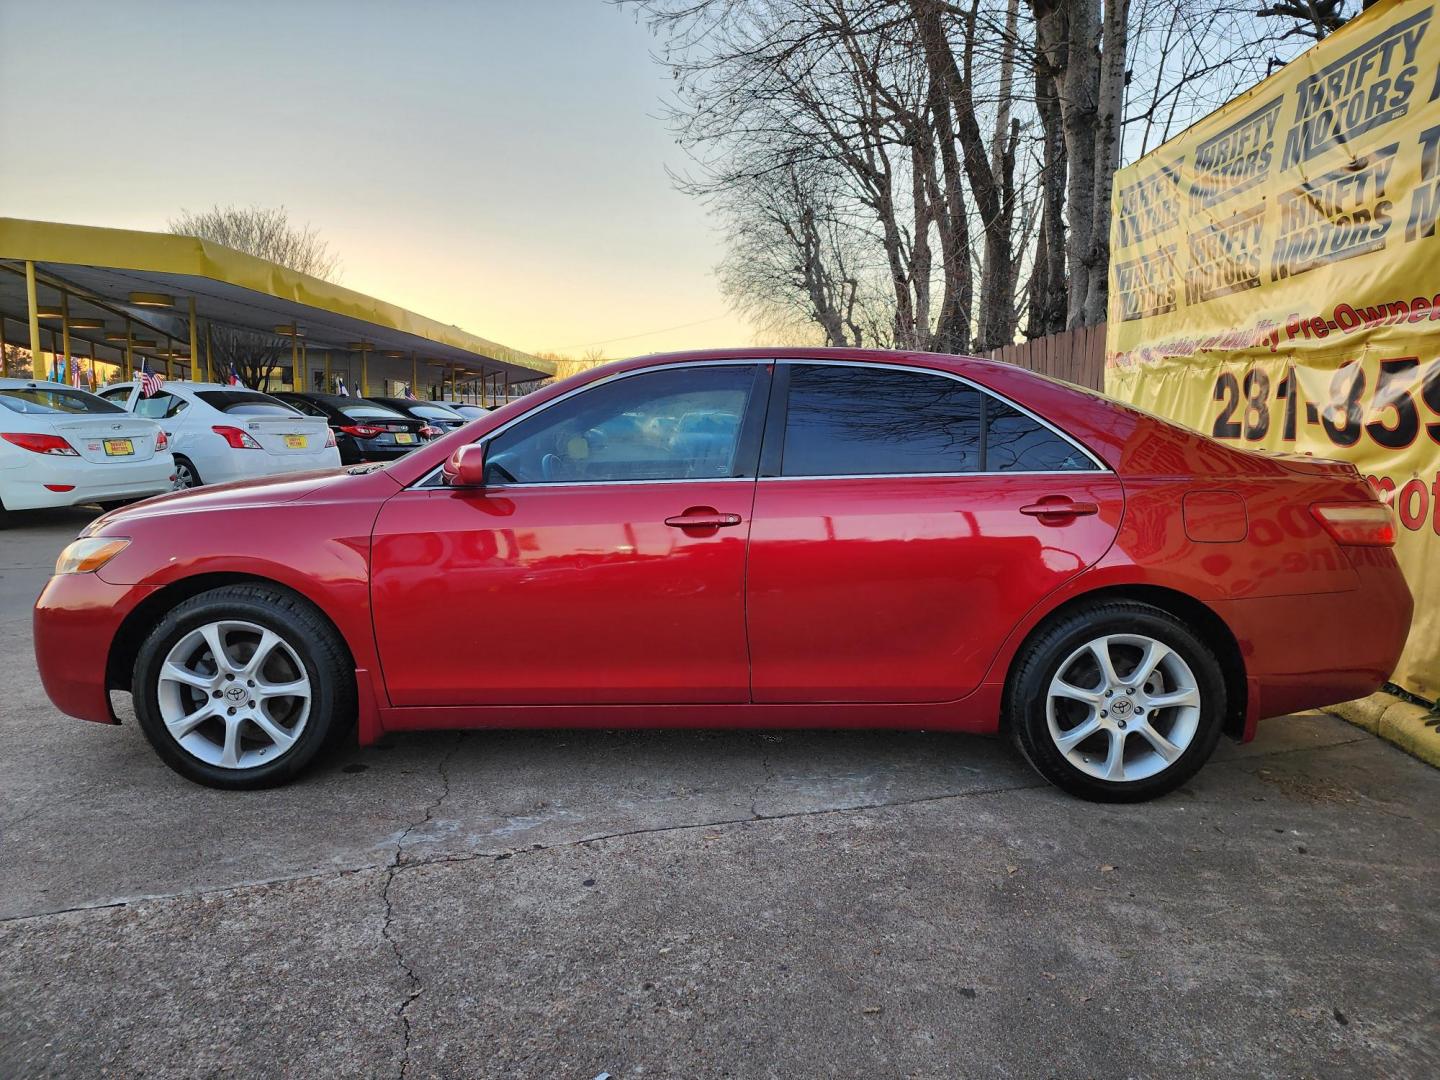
[85,467,380,534]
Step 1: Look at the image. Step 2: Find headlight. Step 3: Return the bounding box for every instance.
[55,537,130,575]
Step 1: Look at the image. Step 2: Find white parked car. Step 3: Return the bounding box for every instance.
[99,382,340,489]
[0,379,175,519]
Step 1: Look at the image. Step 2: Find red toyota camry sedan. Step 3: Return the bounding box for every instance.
[34,349,1411,801]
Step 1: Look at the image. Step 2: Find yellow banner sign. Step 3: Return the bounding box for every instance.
[1105,0,1440,700]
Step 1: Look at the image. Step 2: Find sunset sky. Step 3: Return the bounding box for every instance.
[0,0,753,359]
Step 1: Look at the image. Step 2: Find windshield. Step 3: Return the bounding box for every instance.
[0,387,124,415]
[196,390,301,416]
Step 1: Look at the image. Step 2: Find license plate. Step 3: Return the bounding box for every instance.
[283,434,307,449]
[395,433,416,445]
[103,438,134,457]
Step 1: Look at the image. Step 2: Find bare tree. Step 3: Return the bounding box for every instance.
[167,205,341,389]
[629,0,1334,350]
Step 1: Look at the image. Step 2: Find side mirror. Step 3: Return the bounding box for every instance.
[443,443,488,488]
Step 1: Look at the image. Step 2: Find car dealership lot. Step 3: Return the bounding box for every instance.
[2,510,1438,1079]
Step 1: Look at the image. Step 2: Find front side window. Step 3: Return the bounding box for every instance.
[484,365,758,484]
[780,364,1096,476]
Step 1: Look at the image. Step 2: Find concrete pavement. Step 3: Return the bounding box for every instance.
[2,508,1438,1078]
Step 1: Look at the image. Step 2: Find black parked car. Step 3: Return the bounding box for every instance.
[367,396,472,432]
[271,392,436,465]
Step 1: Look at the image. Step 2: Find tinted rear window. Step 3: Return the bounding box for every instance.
[408,404,465,422]
[342,405,407,421]
[196,391,300,416]
[780,364,1096,475]
[782,365,984,476]
[0,387,124,415]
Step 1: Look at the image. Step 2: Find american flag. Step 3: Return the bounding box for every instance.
[404,383,416,400]
[71,358,83,388]
[227,364,242,386]
[138,360,163,398]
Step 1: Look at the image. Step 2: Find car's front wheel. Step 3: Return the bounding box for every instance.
[132,584,355,788]
[1006,600,1226,802]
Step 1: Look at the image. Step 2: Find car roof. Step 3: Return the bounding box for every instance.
[0,378,96,391]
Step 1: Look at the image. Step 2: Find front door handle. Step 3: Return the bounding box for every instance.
[665,506,743,529]
[1019,498,1099,521]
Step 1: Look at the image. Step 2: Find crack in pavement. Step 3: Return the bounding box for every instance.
[379,731,463,1080]
[0,729,1386,928]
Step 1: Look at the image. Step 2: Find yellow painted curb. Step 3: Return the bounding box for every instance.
[1325,692,1440,769]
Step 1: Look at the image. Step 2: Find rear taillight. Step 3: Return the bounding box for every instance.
[324,428,337,448]
[339,424,383,439]
[1310,502,1396,547]
[2,432,79,456]
[155,431,169,451]
[211,425,263,449]
[419,425,442,438]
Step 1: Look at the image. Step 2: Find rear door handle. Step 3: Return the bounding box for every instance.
[1019,499,1099,519]
[665,507,743,529]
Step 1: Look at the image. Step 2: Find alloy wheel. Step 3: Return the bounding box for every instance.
[155,619,312,769]
[173,461,196,490]
[1045,633,1202,783]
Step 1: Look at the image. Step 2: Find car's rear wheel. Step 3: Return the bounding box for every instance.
[1006,600,1226,802]
[132,584,355,788]
[172,456,201,490]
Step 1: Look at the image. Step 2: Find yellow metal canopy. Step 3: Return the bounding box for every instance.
[0,217,551,392]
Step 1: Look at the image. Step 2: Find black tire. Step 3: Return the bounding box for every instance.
[132,584,356,789]
[173,455,202,489]
[1005,600,1226,803]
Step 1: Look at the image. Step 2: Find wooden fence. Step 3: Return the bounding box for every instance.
[983,323,1106,390]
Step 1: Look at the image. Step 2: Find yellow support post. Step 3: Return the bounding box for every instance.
[60,291,70,382]
[324,349,332,392]
[291,332,301,392]
[188,298,200,382]
[89,339,97,390]
[361,348,370,397]
[205,321,214,382]
[25,260,42,381]
[125,319,133,380]
[411,352,417,396]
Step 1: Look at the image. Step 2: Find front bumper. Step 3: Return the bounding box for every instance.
[34,572,155,724]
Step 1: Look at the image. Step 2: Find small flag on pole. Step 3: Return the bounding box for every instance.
[227,364,242,387]
[139,360,163,398]
[404,382,416,400]
[336,377,349,397]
